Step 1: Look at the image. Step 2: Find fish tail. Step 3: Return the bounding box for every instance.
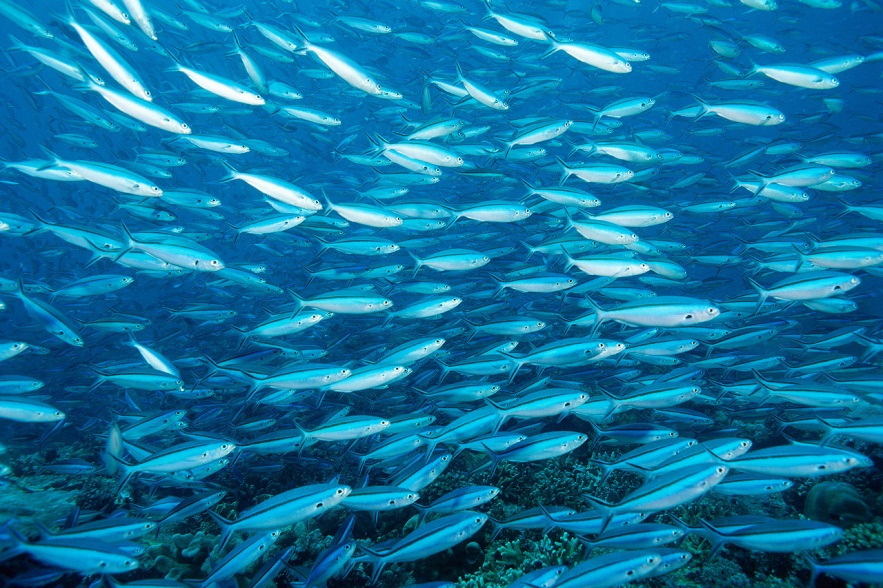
[434,357,452,383]
[38,146,62,166]
[475,441,502,479]
[588,458,615,484]
[358,546,387,585]
[726,173,743,194]
[320,189,333,211]
[690,93,708,108]
[803,554,822,588]
[231,29,244,52]
[489,273,506,298]
[288,288,305,308]
[218,160,238,182]
[0,526,27,562]
[744,170,768,196]
[364,133,384,156]
[553,155,570,185]
[163,61,181,75]
[313,236,330,258]
[746,277,769,314]
[599,390,620,420]
[562,208,577,232]
[520,178,537,196]
[562,250,576,272]
[7,34,26,51]
[290,23,309,44]
[207,510,234,551]
[486,516,505,542]
[502,362,519,384]
[118,221,138,249]
[582,297,606,335]
[462,317,479,342]
[109,454,134,491]
[553,312,573,336]
[707,537,726,559]
[833,196,852,218]
[790,243,807,271]
[10,276,28,300]
[540,37,561,59]
[703,340,717,359]
[407,250,423,276]
[583,495,614,533]
[63,0,77,24]
[520,240,537,261]
[26,210,53,236]
[744,57,759,77]
[689,93,712,122]
[569,139,592,157]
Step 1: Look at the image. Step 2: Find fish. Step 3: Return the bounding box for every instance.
[750,62,840,90]
[167,56,265,105]
[209,483,352,550]
[806,549,883,587]
[8,279,83,346]
[586,463,730,528]
[65,8,152,102]
[552,550,662,588]
[292,24,387,96]
[0,397,65,423]
[113,438,236,487]
[353,511,488,583]
[0,1,881,587]
[698,518,844,556]
[0,529,139,574]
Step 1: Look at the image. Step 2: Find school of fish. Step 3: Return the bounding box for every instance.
[0,0,882,586]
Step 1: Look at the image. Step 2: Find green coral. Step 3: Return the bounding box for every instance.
[457,532,582,588]
[2,399,881,588]
[662,548,806,588]
[829,521,883,555]
[494,454,600,511]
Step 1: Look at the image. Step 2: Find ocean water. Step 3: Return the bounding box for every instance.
[0,0,882,586]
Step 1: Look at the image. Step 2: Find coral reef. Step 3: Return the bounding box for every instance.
[457,532,582,588]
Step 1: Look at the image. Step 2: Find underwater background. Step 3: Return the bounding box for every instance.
[0,0,882,586]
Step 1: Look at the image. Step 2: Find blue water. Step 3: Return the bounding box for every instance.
[0,0,882,586]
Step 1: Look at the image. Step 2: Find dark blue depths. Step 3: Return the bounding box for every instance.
[0,0,882,586]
